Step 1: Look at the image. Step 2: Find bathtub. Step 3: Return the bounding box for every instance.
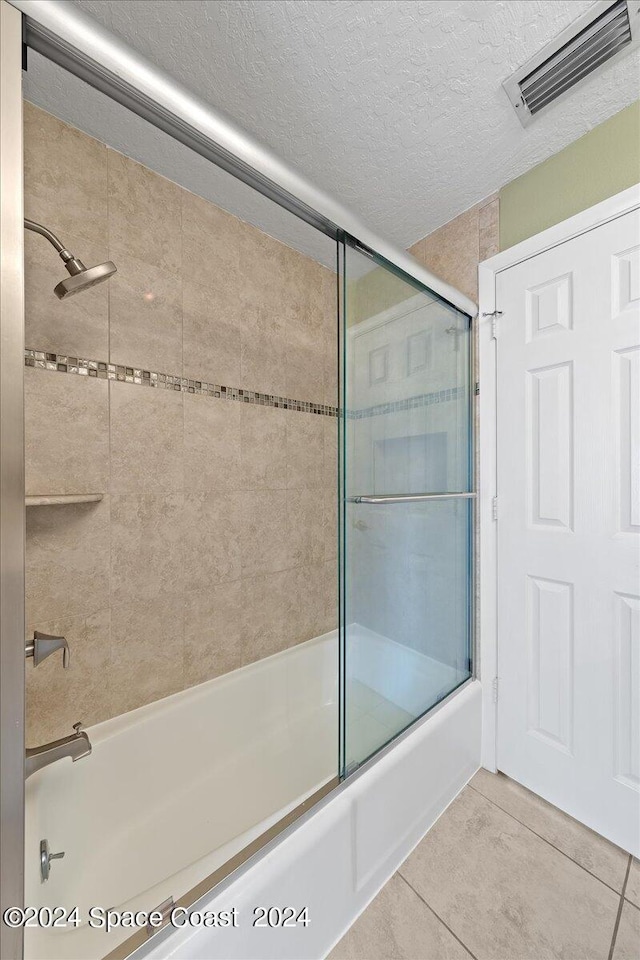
[25,628,480,960]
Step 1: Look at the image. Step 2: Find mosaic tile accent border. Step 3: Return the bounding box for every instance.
[348,386,465,419]
[24,349,461,421]
[25,349,338,418]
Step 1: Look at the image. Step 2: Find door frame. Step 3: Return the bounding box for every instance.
[478,182,640,772]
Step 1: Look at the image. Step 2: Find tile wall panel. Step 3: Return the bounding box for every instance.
[23,102,338,742]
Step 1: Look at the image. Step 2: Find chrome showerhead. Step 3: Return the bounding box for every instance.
[54,259,117,300]
[24,218,117,300]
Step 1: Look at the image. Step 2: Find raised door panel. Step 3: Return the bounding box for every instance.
[526,272,573,341]
[527,362,574,530]
[527,576,574,755]
[613,592,640,790]
[614,347,640,535]
[612,244,640,318]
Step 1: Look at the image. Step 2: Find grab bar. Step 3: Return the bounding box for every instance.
[347,492,476,504]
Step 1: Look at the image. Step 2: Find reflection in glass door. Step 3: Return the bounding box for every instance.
[339,240,474,772]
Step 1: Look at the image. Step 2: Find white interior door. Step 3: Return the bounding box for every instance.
[496,207,640,855]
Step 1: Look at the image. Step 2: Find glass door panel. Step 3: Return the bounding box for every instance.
[340,241,473,771]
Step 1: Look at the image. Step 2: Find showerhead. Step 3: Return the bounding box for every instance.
[54,259,117,300]
[24,218,117,300]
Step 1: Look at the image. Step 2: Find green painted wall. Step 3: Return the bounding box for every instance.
[499,100,640,250]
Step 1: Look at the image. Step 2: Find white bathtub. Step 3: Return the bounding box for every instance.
[25,632,337,960]
[25,627,478,960]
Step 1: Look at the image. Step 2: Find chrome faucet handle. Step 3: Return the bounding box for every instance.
[72,721,83,734]
[26,632,70,669]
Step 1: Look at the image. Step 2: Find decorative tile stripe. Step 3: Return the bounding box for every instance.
[347,386,465,419]
[24,349,462,421]
[24,349,338,418]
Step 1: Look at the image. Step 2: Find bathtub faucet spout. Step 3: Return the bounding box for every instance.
[25,721,92,779]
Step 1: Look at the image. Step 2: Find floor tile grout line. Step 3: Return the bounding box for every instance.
[396,871,479,960]
[467,782,626,897]
[608,855,632,960]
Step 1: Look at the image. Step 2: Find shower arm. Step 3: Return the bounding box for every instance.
[24,218,86,275]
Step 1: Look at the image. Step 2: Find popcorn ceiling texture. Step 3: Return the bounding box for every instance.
[41,0,640,251]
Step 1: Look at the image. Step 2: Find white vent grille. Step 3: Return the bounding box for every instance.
[503,0,640,127]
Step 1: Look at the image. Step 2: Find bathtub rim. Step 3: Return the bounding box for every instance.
[103,674,477,960]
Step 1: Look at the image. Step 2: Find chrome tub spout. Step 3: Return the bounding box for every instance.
[25,722,91,779]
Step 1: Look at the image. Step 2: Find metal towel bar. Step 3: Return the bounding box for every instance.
[346,492,477,504]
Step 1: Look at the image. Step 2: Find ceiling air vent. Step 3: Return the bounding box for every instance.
[503,0,640,127]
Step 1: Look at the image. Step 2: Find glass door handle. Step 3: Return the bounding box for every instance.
[346,492,477,504]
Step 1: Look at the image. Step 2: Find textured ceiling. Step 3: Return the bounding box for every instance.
[23,0,640,260]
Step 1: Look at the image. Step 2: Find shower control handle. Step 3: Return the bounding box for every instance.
[25,631,70,669]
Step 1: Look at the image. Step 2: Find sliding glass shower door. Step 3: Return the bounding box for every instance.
[339,240,473,772]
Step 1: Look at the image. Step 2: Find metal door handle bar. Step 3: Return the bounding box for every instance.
[347,492,477,504]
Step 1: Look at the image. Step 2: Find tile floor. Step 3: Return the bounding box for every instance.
[329,769,640,960]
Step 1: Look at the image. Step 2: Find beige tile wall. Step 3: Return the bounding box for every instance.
[24,103,337,743]
[408,195,499,303]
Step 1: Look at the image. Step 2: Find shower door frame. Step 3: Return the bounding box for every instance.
[0,4,26,960]
[338,237,477,775]
[1,4,477,958]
